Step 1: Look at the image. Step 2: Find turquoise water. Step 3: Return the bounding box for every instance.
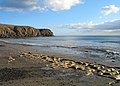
[0,36,120,60]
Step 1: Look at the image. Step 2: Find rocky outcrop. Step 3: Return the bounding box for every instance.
[0,24,53,38]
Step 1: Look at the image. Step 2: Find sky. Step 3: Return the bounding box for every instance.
[0,0,120,35]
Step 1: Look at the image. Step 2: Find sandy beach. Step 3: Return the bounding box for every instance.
[0,0,120,85]
[0,41,120,86]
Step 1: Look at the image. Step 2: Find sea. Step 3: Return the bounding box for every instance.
[0,36,120,61]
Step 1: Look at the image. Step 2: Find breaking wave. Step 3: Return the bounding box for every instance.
[0,39,8,43]
[22,42,78,48]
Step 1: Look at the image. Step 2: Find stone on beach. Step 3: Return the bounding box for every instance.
[112,74,120,80]
[86,67,95,76]
[20,52,120,81]
[8,56,15,63]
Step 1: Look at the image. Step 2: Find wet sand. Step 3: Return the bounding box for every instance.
[0,41,120,86]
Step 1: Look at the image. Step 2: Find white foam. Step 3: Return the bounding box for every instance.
[0,39,8,43]
[22,42,44,46]
[106,49,119,54]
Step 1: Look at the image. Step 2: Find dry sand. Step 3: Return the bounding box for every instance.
[0,41,120,86]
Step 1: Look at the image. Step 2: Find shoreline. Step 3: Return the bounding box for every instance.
[0,41,120,86]
[1,40,120,67]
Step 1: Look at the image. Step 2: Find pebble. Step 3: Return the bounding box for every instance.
[20,52,120,81]
[8,56,15,63]
[113,75,120,80]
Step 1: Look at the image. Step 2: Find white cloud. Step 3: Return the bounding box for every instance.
[0,7,22,11]
[52,19,120,33]
[44,0,81,11]
[103,30,119,33]
[56,21,94,29]
[94,19,120,30]
[0,0,44,11]
[101,5,120,15]
[0,0,82,11]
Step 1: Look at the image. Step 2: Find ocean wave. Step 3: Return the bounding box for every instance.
[101,41,120,44]
[22,42,44,46]
[21,42,120,53]
[22,42,78,49]
[0,39,8,43]
[106,49,120,55]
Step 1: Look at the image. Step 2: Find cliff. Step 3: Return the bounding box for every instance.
[0,24,53,38]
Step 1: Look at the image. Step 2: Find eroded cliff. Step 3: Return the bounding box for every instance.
[0,24,53,38]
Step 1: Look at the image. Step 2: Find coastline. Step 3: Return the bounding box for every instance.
[0,41,120,86]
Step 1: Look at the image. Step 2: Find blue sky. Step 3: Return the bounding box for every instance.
[0,0,120,35]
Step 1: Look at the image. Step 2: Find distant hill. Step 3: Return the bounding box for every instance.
[0,24,53,38]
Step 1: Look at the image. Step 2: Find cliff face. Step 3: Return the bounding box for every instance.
[0,24,53,38]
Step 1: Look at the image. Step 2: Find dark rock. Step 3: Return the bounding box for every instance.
[0,24,53,38]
